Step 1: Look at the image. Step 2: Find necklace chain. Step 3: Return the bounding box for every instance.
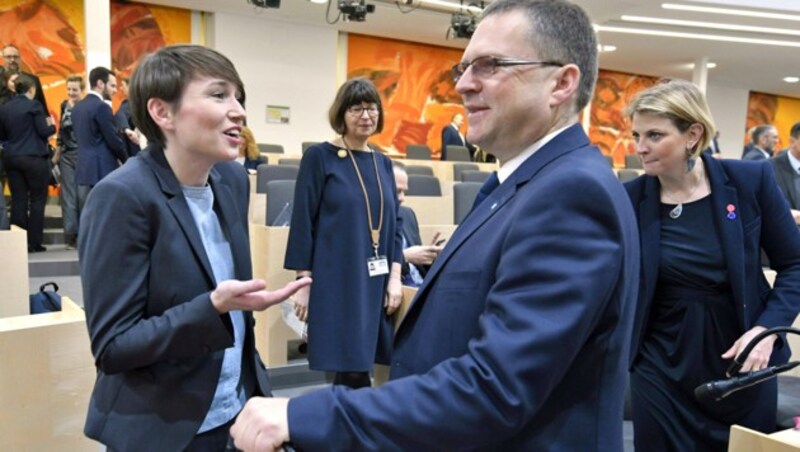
[662,173,702,220]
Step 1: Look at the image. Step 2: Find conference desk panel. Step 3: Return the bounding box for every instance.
[0,226,30,318]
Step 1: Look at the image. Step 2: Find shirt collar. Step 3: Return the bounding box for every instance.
[496,124,572,184]
[88,91,103,100]
[787,151,800,175]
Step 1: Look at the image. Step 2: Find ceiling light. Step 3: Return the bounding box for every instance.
[662,3,800,22]
[598,44,617,52]
[622,15,800,37]
[784,76,800,83]
[594,24,800,48]
[308,0,327,3]
[688,62,716,69]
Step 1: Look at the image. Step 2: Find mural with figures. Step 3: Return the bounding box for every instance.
[588,69,659,167]
[0,0,190,116]
[745,91,800,152]
[347,33,465,158]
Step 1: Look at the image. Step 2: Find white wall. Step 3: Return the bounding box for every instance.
[209,13,340,155]
[706,83,750,159]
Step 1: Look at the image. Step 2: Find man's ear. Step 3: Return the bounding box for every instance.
[549,64,580,108]
[148,98,173,131]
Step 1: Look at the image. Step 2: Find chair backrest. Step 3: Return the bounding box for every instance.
[452,163,480,181]
[406,175,442,196]
[625,154,643,169]
[454,182,483,224]
[406,144,432,160]
[258,143,284,154]
[301,142,319,154]
[405,165,434,176]
[617,169,640,183]
[278,158,302,166]
[256,164,299,193]
[265,180,296,226]
[444,145,471,162]
[461,170,491,183]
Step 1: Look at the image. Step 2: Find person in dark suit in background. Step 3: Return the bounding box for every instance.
[54,74,84,249]
[770,121,800,225]
[440,112,477,160]
[625,79,800,451]
[114,76,141,158]
[71,66,127,214]
[0,74,55,252]
[232,1,640,450]
[392,160,443,287]
[79,45,310,452]
[2,44,48,114]
[743,124,778,161]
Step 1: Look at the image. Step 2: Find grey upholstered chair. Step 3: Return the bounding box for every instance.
[265,180,296,226]
[405,165,435,176]
[454,182,483,224]
[625,154,643,169]
[256,164,299,194]
[301,142,319,153]
[444,145,471,162]
[452,163,480,182]
[461,170,491,183]
[406,175,442,196]
[617,169,640,183]
[406,144,432,160]
[258,143,284,154]
[278,158,302,166]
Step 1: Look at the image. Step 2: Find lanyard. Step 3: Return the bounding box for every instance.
[343,138,384,256]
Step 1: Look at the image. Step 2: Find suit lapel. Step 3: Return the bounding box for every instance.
[398,124,589,331]
[143,146,217,285]
[705,155,746,327]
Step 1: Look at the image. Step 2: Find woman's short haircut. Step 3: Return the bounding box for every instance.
[328,77,384,136]
[625,79,716,157]
[13,73,34,95]
[129,44,245,147]
[65,73,85,90]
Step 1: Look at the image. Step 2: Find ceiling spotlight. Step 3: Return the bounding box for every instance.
[598,44,617,52]
[784,76,800,83]
[338,0,375,22]
[308,0,327,3]
[449,12,476,39]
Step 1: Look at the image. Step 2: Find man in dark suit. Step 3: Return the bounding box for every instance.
[71,66,126,213]
[743,124,778,160]
[392,161,443,286]
[79,45,310,451]
[440,112,477,159]
[232,1,640,450]
[2,44,48,114]
[770,121,800,224]
[114,76,141,157]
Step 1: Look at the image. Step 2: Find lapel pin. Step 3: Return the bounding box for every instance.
[726,203,736,220]
[491,202,499,210]
[337,149,347,158]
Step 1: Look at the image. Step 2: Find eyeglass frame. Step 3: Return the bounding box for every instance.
[347,104,380,117]
[451,55,564,83]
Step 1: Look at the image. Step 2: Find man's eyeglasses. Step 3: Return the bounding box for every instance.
[451,56,564,83]
[348,105,380,117]
[2,55,20,60]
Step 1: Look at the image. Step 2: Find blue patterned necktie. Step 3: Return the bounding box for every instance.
[471,171,500,211]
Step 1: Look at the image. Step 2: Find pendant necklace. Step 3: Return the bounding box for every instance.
[662,176,702,220]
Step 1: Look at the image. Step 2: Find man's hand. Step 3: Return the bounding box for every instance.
[722,325,777,374]
[231,397,290,452]
[211,277,312,314]
[403,245,443,266]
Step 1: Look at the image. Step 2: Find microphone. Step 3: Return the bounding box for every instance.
[694,361,800,404]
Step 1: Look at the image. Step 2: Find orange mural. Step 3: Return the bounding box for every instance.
[0,0,85,118]
[347,34,465,158]
[588,69,658,167]
[744,91,800,151]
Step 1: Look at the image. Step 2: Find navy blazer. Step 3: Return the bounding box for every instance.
[398,205,429,278]
[72,93,126,185]
[769,152,800,210]
[743,147,769,161]
[114,99,141,157]
[287,124,640,451]
[79,145,271,451]
[440,123,476,158]
[0,94,54,157]
[625,154,800,366]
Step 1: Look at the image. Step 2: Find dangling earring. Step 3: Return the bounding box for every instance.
[685,145,696,173]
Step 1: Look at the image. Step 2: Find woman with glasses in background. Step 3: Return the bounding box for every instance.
[285,77,403,389]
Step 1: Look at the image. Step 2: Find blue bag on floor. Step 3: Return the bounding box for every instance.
[29,282,62,314]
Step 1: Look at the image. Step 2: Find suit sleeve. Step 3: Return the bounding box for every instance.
[287,172,627,450]
[80,178,235,374]
[31,103,55,139]
[284,147,325,270]
[754,162,800,329]
[96,102,128,163]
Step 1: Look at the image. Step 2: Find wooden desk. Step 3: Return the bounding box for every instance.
[0,297,96,451]
[0,225,30,318]
[729,425,800,451]
[404,196,455,226]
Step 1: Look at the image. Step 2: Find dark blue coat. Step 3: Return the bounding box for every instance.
[0,94,54,157]
[72,93,126,185]
[287,124,640,451]
[285,142,402,371]
[625,154,800,366]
